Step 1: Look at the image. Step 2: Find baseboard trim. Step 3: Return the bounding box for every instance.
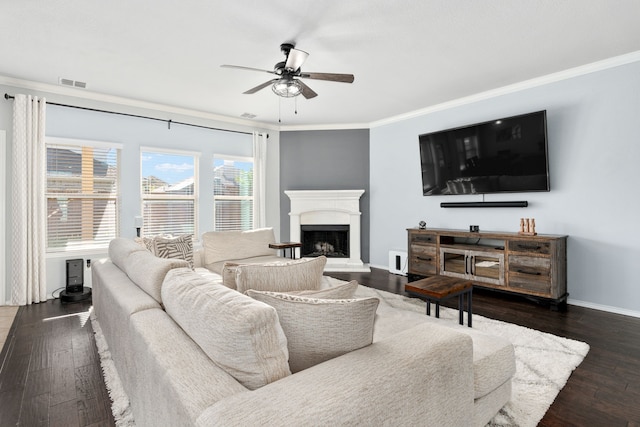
[567,299,640,319]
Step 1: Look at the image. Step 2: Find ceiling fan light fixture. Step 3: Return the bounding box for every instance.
[272,78,302,97]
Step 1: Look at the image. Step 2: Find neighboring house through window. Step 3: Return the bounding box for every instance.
[213,156,253,231]
[46,137,121,251]
[141,148,198,237]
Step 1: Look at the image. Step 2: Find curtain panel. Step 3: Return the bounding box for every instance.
[252,132,267,229]
[10,94,47,305]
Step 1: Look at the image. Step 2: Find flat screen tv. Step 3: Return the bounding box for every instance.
[419,110,549,195]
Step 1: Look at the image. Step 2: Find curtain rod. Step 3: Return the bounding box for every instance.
[4,93,265,137]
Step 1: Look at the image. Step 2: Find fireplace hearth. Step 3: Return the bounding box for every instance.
[301,225,349,258]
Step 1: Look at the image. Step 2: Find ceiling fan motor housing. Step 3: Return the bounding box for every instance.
[221,42,354,99]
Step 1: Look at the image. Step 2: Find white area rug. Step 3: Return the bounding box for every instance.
[89,310,136,426]
[90,285,589,427]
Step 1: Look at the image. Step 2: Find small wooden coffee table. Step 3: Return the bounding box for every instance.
[405,275,473,327]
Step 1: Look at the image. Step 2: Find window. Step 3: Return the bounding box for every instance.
[213,156,253,231]
[46,138,120,251]
[141,149,198,237]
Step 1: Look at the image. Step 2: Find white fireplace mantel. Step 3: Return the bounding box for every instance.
[286,189,369,272]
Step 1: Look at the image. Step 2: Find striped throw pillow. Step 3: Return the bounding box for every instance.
[153,234,194,269]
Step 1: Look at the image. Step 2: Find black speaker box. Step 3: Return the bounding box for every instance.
[66,259,84,293]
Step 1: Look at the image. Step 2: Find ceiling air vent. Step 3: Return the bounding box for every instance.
[58,77,87,89]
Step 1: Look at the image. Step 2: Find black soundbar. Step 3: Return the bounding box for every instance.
[440,201,528,208]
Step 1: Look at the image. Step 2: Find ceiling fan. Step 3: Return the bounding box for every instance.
[221,43,355,99]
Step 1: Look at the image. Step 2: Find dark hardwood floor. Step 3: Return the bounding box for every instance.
[0,299,114,426]
[1,267,639,426]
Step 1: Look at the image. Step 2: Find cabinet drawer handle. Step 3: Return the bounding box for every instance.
[517,244,542,250]
[517,269,542,276]
[417,256,432,262]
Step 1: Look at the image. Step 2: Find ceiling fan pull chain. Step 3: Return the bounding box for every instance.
[295,96,298,115]
[278,97,282,123]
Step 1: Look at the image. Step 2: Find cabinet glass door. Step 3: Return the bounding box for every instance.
[469,250,504,285]
[440,248,505,285]
[440,248,468,279]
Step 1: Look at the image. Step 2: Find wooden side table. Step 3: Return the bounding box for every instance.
[269,242,302,259]
[405,275,473,327]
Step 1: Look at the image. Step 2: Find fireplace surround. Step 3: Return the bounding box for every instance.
[286,189,369,272]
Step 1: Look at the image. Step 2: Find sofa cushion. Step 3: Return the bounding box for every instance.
[122,250,189,304]
[109,237,147,271]
[206,255,285,275]
[154,234,194,269]
[366,292,516,400]
[221,262,239,289]
[246,290,379,373]
[162,268,291,390]
[235,256,327,294]
[202,228,277,269]
[287,280,359,299]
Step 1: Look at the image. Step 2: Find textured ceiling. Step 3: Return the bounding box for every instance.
[1,0,639,128]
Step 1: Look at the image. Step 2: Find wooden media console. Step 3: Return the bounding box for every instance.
[407,228,568,310]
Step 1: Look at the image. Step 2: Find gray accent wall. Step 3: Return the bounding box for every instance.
[280,129,370,262]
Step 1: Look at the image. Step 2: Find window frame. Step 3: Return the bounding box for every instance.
[45,137,122,253]
[213,154,254,231]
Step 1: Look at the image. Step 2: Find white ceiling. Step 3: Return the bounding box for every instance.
[1,0,640,128]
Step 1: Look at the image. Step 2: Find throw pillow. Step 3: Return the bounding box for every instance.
[246,290,379,373]
[235,256,327,294]
[134,236,156,254]
[162,268,291,390]
[287,280,359,299]
[154,234,194,269]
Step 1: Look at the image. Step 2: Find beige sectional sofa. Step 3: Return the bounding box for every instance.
[92,229,515,426]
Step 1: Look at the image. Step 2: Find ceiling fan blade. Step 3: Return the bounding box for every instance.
[285,48,309,71]
[221,64,276,75]
[297,80,318,99]
[299,72,355,83]
[243,79,279,94]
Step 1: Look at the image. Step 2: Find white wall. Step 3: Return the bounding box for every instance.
[370,61,640,316]
[1,84,280,299]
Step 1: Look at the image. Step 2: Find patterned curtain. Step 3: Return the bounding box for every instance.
[252,132,267,229]
[10,94,47,305]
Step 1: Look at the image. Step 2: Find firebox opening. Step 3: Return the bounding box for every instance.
[300,225,349,258]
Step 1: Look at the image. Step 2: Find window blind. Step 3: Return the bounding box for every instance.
[141,150,197,237]
[213,158,253,231]
[46,143,119,251]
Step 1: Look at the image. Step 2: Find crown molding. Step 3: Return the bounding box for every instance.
[369,51,640,128]
[0,75,279,132]
[370,50,640,128]
[279,122,370,132]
